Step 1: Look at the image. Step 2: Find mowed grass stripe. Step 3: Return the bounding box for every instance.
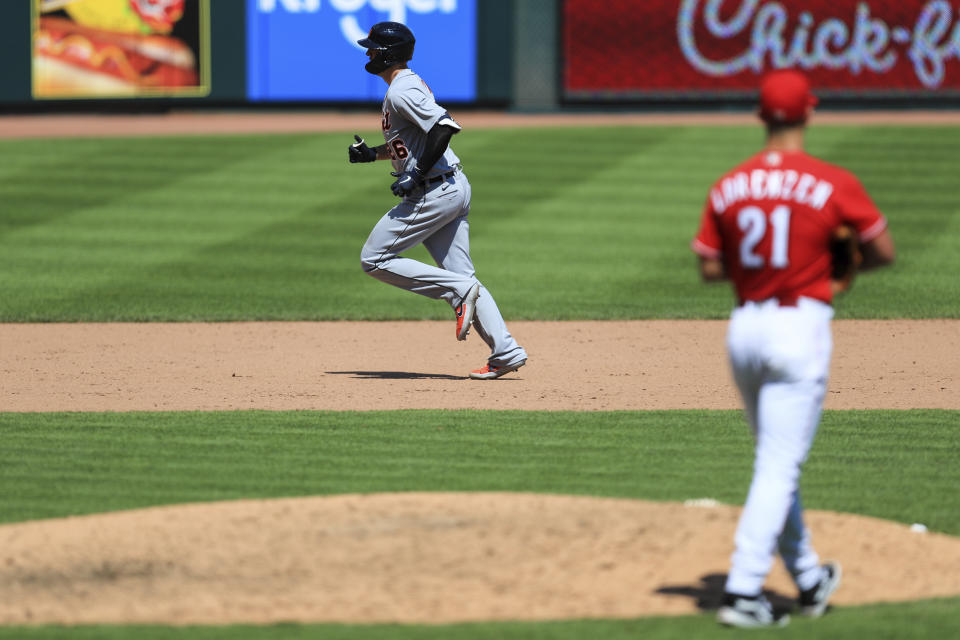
[1,410,957,536]
[0,596,958,639]
[1,126,959,320]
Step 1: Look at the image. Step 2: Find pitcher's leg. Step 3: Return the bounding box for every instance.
[730,361,761,438]
[725,378,823,596]
[778,491,823,591]
[727,306,762,437]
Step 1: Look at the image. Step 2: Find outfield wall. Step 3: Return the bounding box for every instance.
[4,0,960,112]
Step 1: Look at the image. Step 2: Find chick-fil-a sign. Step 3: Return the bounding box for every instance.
[564,0,960,95]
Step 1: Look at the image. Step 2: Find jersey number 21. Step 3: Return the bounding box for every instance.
[738,205,791,269]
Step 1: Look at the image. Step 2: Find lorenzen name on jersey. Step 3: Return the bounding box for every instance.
[709,169,834,214]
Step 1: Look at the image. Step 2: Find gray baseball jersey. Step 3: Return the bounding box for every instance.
[359,68,527,371]
[381,69,461,178]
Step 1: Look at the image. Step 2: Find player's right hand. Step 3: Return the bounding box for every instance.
[349,135,377,163]
[390,170,424,197]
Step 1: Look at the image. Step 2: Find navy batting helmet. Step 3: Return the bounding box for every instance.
[357,22,416,75]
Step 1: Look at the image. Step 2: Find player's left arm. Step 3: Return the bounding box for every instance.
[833,172,896,273]
[859,228,895,270]
[416,114,461,174]
[390,113,461,196]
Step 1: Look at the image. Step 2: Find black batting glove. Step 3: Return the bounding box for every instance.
[349,134,377,163]
[390,169,424,197]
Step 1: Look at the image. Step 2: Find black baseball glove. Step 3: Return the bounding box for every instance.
[390,169,425,197]
[348,134,377,163]
[830,224,862,294]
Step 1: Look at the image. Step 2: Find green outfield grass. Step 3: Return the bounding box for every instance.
[0,409,958,639]
[0,125,957,321]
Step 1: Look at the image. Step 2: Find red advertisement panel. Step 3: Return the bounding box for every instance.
[564,0,960,96]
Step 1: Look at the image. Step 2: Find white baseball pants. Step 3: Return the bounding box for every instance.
[724,296,834,597]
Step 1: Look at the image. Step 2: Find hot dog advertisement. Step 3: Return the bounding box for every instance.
[32,0,209,98]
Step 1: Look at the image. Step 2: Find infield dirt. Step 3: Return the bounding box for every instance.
[2,320,958,412]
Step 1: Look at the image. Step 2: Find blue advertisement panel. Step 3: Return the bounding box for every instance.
[247,0,476,102]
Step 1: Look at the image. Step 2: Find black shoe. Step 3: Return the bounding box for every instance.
[799,561,842,618]
[717,592,790,628]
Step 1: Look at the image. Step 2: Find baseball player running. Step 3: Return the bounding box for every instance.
[348,21,527,380]
[692,69,895,628]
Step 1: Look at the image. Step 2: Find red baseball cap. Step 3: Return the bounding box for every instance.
[759,69,818,124]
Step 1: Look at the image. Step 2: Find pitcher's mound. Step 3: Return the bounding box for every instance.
[2,492,959,625]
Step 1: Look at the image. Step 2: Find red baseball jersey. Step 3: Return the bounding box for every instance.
[692,150,887,304]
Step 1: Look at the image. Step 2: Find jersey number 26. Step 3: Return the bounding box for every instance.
[738,205,791,269]
[390,139,409,159]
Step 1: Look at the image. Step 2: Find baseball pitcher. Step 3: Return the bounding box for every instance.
[348,22,527,379]
[692,69,896,628]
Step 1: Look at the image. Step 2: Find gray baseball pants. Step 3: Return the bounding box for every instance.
[360,170,527,368]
